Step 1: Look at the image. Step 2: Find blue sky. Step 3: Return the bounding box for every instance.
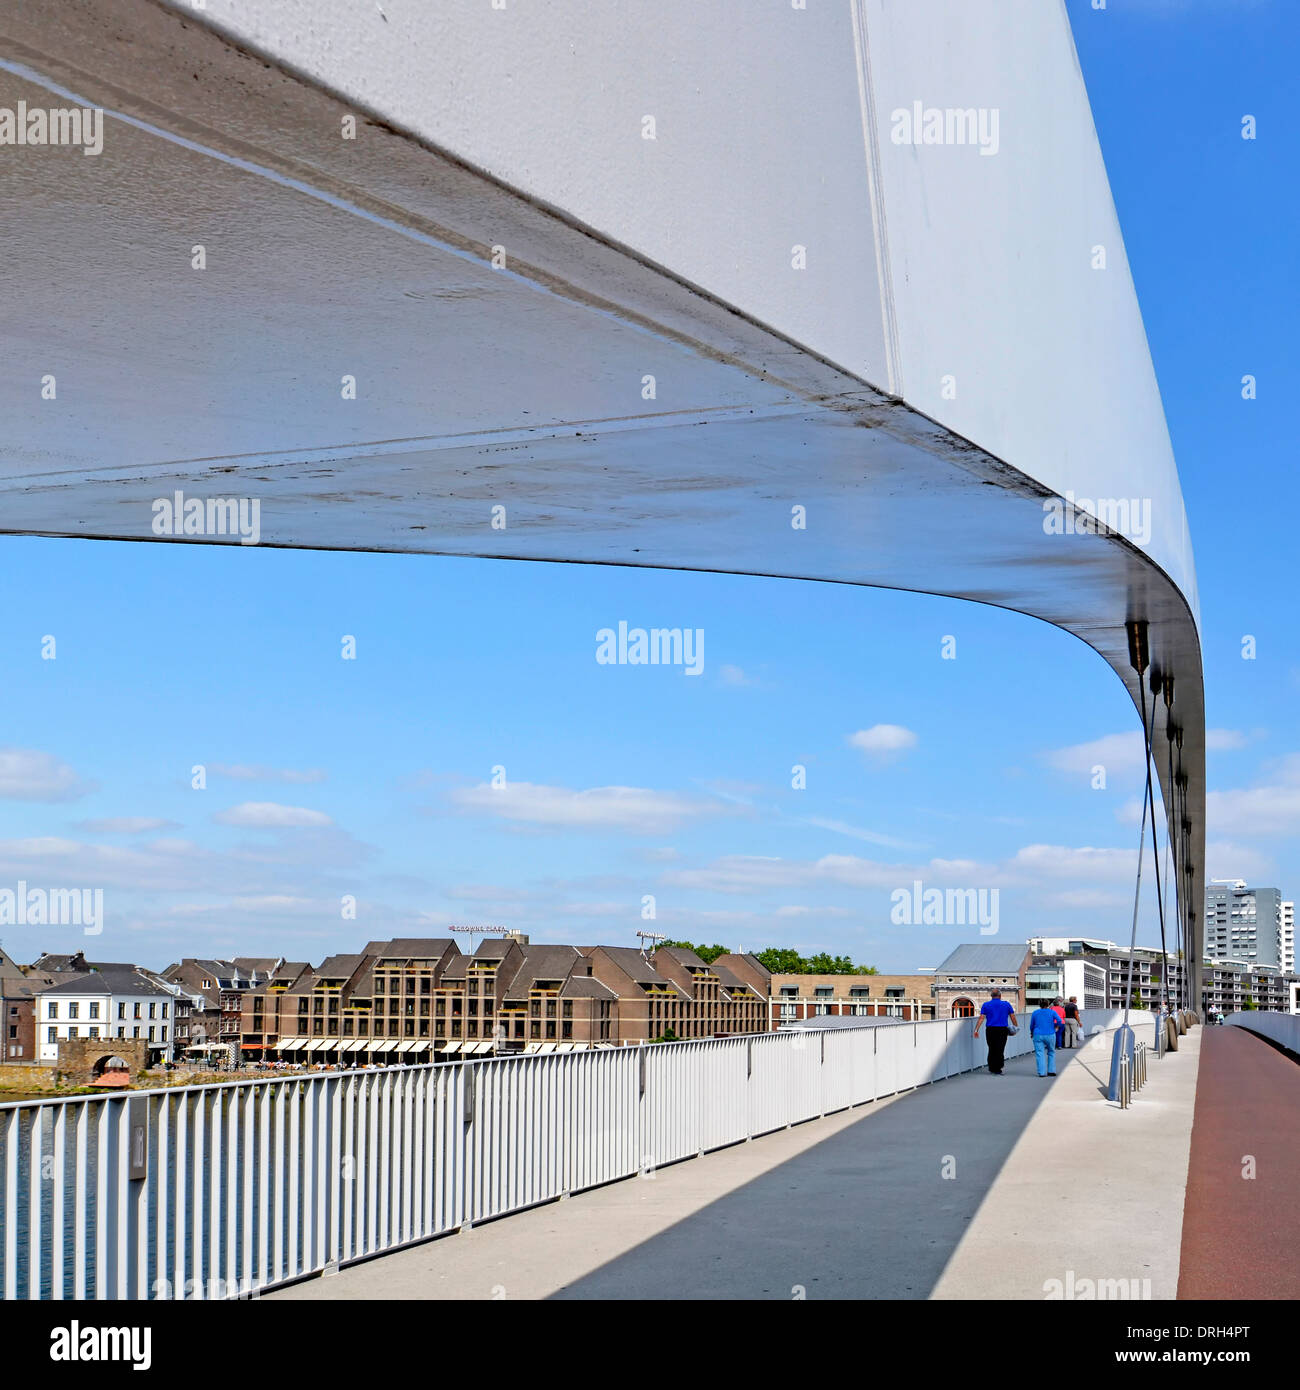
[0,0,1294,972]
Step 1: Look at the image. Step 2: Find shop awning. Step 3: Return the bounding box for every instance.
[277,1038,306,1051]
[439,1041,462,1055]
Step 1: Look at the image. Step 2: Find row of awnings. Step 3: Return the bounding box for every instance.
[270,1038,433,1054]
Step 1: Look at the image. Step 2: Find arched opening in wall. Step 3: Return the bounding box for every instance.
[952,999,976,1019]
[91,1054,131,1089]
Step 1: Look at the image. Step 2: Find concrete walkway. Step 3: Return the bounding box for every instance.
[931,1023,1200,1299]
[268,1022,1202,1301]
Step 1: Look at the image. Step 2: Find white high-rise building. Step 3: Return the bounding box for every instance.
[1281,901,1295,974]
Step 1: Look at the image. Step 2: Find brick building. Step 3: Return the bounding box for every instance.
[238,936,769,1063]
[767,972,936,1026]
[931,943,1031,1018]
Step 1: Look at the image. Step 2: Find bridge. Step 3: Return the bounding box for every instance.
[0,0,1206,1009]
[0,0,1238,1315]
[1,1012,1295,1301]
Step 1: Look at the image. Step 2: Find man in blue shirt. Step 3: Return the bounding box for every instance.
[973,990,1017,1074]
[1029,1000,1060,1077]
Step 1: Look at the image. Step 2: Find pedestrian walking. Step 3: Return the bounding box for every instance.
[973,989,1018,1075]
[1030,999,1059,1076]
[1062,996,1082,1049]
[1050,996,1066,1048]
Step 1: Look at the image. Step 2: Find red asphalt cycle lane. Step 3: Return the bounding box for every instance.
[1178,1025,1300,1299]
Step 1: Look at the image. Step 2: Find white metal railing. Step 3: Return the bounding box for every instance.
[0,1008,1125,1300]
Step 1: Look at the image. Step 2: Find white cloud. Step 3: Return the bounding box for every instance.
[1205,841,1274,883]
[210,764,328,784]
[848,725,917,756]
[802,816,922,851]
[213,802,334,828]
[1044,731,1144,777]
[0,748,94,802]
[1205,729,1247,752]
[78,817,178,834]
[449,781,728,834]
[1008,844,1138,881]
[719,665,757,687]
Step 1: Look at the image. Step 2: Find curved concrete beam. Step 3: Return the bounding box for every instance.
[0,0,1203,995]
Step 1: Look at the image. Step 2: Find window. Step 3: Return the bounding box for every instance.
[6,1026,13,1039]
[148,1026,155,1041]
[117,1003,125,1019]
[89,1002,100,1019]
[161,1003,168,1018]
[89,1027,99,1039]
[47,1002,58,1019]
[68,1003,79,1019]
[161,1028,167,1041]
[68,1027,78,1039]
[133,1003,141,1019]
[48,1026,57,1043]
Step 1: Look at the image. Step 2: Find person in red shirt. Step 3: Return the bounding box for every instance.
[1051,997,1066,1048]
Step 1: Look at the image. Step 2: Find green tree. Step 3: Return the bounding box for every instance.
[1242,993,1257,1011]
[650,1027,680,1044]
[755,947,806,974]
[659,940,729,964]
[754,947,879,975]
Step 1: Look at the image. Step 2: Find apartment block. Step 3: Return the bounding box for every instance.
[239,937,769,1063]
[1204,880,1286,970]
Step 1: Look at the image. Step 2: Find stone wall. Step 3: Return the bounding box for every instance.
[55,1037,149,1087]
[0,1062,59,1092]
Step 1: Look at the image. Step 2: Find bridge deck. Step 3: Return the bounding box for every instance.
[269,1024,1204,1301]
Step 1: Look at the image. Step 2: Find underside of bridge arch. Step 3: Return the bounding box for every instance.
[0,0,1204,1000]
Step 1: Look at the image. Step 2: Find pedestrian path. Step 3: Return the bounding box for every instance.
[931,1023,1199,1299]
[269,1022,1202,1301]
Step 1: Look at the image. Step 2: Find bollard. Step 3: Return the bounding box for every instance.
[1118,1053,1131,1109]
[1107,1023,1136,1102]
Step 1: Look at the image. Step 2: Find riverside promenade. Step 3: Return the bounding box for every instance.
[270,1023,1230,1301]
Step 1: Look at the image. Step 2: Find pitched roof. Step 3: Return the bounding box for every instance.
[502,946,584,1001]
[38,968,171,997]
[594,946,663,986]
[314,954,366,980]
[560,975,618,1000]
[655,946,709,971]
[370,938,454,960]
[712,960,762,995]
[933,944,1029,977]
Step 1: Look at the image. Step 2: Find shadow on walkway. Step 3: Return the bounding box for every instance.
[550,1039,1097,1300]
